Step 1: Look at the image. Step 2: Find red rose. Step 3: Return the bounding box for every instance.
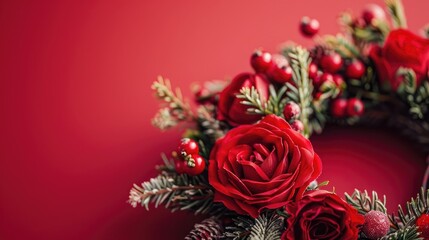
[208,115,322,218]
[217,73,270,126]
[282,190,364,240]
[370,29,429,91]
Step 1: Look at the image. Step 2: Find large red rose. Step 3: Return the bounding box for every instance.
[370,29,429,91]
[282,190,364,240]
[217,73,270,126]
[208,115,322,218]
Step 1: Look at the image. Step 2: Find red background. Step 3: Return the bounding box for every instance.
[1,0,428,239]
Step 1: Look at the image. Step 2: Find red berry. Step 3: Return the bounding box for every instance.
[268,66,293,84]
[300,17,320,38]
[290,120,304,132]
[320,73,334,84]
[312,72,324,87]
[320,53,343,73]
[178,138,199,156]
[283,102,301,120]
[251,50,273,73]
[416,214,429,240]
[186,154,206,176]
[272,54,289,68]
[174,159,187,174]
[333,74,346,94]
[346,60,366,79]
[362,210,390,239]
[314,92,323,101]
[308,62,318,79]
[331,99,348,118]
[347,98,365,116]
[362,4,386,25]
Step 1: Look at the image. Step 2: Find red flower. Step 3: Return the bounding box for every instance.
[282,190,364,240]
[208,115,322,218]
[370,29,429,91]
[217,73,270,126]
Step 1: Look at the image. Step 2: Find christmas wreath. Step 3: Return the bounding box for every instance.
[129,1,429,239]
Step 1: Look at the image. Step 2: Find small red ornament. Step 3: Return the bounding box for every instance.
[416,213,429,239]
[347,98,365,116]
[250,50,273,73]
[268,65,293,84]
[283,102,301,120]
[308,62,318,79]
[346,60,366,79]
[362,210,390,239]
[331,98,348,118]
[362,4,386,25]
[320,53,343,73]
[178,138,199,157]
[186,154,206,176]
[290,120,304,132]
[300,17,320,38]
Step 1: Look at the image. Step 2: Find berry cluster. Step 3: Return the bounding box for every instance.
[282,102,303,132]
[173,138,206,176]
[250,50,293,84]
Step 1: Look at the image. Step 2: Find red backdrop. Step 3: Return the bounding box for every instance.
[1,0,428,239]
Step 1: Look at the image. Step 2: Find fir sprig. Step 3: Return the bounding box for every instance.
[380,226,422,240]
[390,187,429,230]
[345,189,387,215]
[320,34,360,58]
[287,46,313,137]
[236,85,287,116]
[151,76,194,130]
[128,171,219,215]
[386,0,408,29]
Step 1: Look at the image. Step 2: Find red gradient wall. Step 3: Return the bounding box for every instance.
[1,1,428,239]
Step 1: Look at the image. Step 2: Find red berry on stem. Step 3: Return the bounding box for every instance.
[320,53,343,73]
[333,74,345,94]
[308,62,318,79]
[347,98,365,116]
[362,210,390,239]
[178,138,199,156]
[331,99,348,118]
[268,66,293,84]
[320,73,334,84]
[290,120,304,132]
[362,4,386,25]
[186,154,206,176]
[251,50,273,73]
[300,16,320,38]
[346,60,366,79]
[417,214,429,240]
[283,102,301,120]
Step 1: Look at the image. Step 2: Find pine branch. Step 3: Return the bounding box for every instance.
[386,0,408,29]
[248,212,284,240]
[223,212,284,240]
[128,172,221,215]
[320,34,360,58]
[185,217,223,240]
[236,85,287,116]
[345,189,387,215]
[389,188,429,230]
[379,226,422,240]
[287,46,314,138]
[151,76,194,130]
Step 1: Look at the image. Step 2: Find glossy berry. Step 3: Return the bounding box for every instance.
[320,53,343,73]
[320,73,334,84]
[347,98,365,116]
[268,66,293,84]
[362,4,386,25]
[174,159,187,174]
[283,102,301,120]
[178,138,199,157]
[331,99,348,118]
[346,60,366,79]
[250,50,273,73]
[300,17,320,37]
[186,154,206,176]
[308,62,318,79]
[290,120,304,132]
[416,214,429,240]
[333,74,346,94]
[362,210,390,239]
